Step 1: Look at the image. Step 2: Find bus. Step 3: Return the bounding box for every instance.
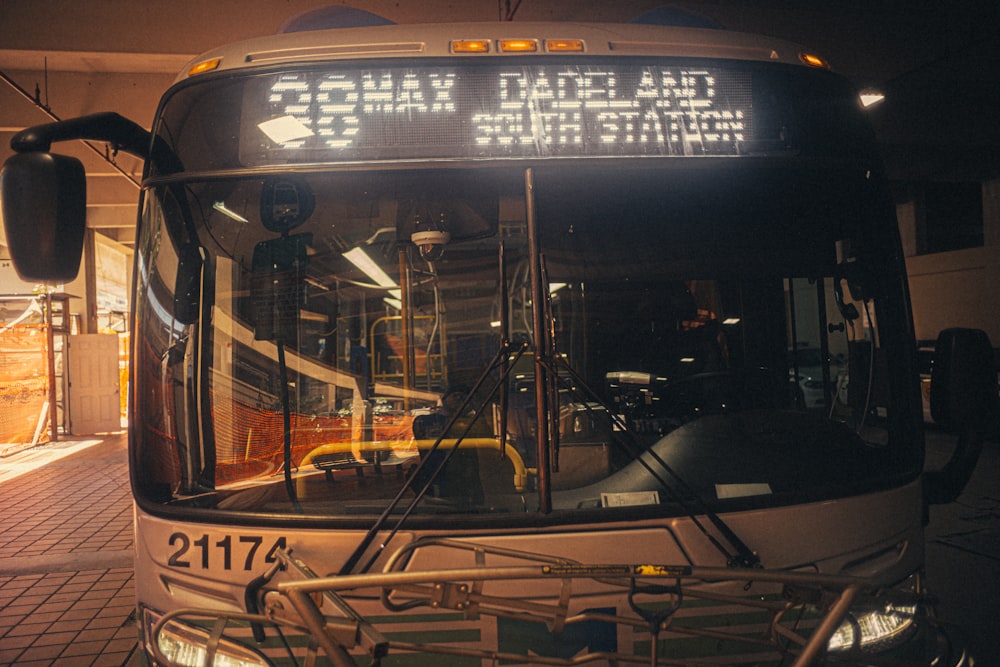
[3,10,996,667]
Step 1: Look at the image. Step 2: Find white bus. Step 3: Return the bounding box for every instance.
[3,9,996,667]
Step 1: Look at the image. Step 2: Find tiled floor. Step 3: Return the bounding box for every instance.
[0,434,138,666]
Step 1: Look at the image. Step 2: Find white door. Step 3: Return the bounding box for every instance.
[67,334,121,434]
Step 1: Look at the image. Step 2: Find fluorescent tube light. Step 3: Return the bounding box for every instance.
[343,247,396,288]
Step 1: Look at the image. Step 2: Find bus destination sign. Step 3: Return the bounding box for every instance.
[244,63,752,162]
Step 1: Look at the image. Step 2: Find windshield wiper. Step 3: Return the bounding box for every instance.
[543,351,761,570]
[339,339,526,576]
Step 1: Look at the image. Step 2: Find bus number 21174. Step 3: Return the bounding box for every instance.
[167,532,287,571]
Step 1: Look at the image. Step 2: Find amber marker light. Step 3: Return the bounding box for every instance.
[499,39,539,52]
[798,52,830,69]
[545,39,585,52]
[451,39,490,53]
[187,57,222,77]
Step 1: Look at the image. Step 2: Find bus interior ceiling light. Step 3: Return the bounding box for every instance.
[343,246,396,289]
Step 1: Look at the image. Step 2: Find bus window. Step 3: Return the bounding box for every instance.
[128,161,914,518]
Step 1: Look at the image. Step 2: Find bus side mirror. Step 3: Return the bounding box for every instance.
[925,327,996,505]
[930,328,995,432]
[1,151,87,283]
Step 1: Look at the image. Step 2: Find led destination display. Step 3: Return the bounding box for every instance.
[244,63,752,162]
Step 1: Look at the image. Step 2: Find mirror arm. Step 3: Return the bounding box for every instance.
[10,112,183,176]
[924,428,986,505]
[11,112,151,158]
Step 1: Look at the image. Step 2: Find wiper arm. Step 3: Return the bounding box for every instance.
[339,340,527,576]
[547,358,761,570]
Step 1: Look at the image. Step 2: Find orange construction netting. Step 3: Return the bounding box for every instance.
[0,312,51,447]
[135,332,417,489]
[212,396,415,486]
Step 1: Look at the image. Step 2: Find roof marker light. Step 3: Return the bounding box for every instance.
[798,52,830,69]
[499,39,538,52]
[451,39,490,53]
[187,57,222,77]
[545,39,584,52]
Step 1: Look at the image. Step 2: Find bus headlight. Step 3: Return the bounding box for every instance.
[144,609,271,667]
[826,601,917,653]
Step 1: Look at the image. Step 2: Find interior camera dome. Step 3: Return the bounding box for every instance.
[411,230,450,261]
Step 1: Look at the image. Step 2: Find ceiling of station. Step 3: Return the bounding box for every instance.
[1,1,997,247]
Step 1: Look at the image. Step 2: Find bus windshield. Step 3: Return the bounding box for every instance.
[132,58,921,523]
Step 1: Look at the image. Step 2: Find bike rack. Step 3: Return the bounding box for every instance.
[149,538,917,667]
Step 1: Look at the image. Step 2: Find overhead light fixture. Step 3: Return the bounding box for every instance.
[859,88,885,109]
[344,247,397,288]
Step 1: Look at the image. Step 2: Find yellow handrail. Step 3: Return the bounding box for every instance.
[300,437,529,491]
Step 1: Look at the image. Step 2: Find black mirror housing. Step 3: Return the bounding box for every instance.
[1,151,87,283]
[930,328,996,431]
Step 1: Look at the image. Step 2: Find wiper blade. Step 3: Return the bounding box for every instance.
[339,340,527,576]
[548,358,761,570]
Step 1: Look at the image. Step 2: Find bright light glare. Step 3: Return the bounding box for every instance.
[827,603,916,652]
[150,614,268,667]
[859,89,885,108]
[258,115,314,143]
[344,247,397,288]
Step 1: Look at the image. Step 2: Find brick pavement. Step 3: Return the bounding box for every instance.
[0,433,137,666]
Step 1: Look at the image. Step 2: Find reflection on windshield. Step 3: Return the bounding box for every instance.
[132,166,908,518]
